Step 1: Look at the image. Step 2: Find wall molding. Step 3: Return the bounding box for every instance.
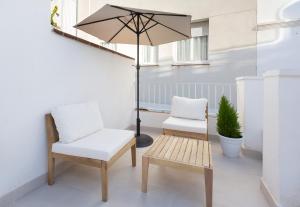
[0,162,73,207]
[256,19,300,31]
[241,145,262,160]
[260,178,281,207]
[52,28,134,60]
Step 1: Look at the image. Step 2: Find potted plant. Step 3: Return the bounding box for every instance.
[217,96,242,158]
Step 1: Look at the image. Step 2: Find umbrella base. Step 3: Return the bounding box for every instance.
[136,134,154,148]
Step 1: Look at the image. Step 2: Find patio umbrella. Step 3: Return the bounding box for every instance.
[74,4,191,147]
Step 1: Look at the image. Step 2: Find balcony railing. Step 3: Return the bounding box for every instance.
[137,82,236,115]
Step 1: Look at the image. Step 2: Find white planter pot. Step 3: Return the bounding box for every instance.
[219,134,243,158]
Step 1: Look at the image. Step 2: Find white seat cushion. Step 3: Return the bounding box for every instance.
[171,96,207,120]
[162,116,207,134]
[52,129,134,161]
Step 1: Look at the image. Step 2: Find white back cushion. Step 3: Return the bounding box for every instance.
[171,96,207,120]
[51,102,104,143]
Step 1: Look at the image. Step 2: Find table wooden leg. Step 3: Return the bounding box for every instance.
[131,143,136,167]
[204,168,213,207]
[142,156,149,193]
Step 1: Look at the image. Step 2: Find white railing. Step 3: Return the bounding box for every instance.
[137,82,236,114]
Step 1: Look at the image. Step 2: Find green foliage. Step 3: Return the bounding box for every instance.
[217,96,242,138]
[51,5,60,28]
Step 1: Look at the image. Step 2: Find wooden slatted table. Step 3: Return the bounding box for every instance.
[142,135,213,207]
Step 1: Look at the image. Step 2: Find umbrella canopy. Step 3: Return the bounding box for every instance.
[74,4,191,46]
[74,4,191,147]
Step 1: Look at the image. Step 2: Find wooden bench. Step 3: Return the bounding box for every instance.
[142,135,213,207]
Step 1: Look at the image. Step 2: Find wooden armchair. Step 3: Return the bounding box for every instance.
[46,113,136,202]
[162,96,208,140]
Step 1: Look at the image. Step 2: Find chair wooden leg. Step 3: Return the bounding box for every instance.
[48,155,55,185]
[131,144,136,167]
[204,168,213,207]
[142,156,149,193]
[101,161,108,202]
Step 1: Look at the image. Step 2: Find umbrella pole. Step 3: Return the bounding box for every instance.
[135,14,153,148]
[136,30,141,136]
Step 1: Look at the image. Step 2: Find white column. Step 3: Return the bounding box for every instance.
[236,76,263,152]
[261,70,300,207]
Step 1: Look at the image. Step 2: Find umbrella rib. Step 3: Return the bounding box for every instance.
[139,16,153,46]
[140,22,159,34]
[75,15,130,27]
[117,17,137,34]
[140,14,155,33]
[131,12,138,31]
[141,14,190,38]
[108,14,137,43]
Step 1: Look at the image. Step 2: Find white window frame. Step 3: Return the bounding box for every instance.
[173,22,209,65]
[140,45,159,66]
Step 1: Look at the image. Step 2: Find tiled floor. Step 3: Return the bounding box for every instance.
[15,128,269,207]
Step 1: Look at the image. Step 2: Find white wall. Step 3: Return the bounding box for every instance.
[262,71,281,204]
[257,0,300,75]
[0,0,135,198]
[255,2,300,205]
[257,0,296,23]
[262,70,300,207]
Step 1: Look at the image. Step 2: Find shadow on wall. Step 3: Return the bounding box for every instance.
[280,0,300,19]
[257,0,300,75]
[140,46,257,84]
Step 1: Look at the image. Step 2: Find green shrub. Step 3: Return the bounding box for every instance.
[217,96,242,138]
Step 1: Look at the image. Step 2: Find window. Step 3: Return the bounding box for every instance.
[173,21,209,64]
[140,46,159,65]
